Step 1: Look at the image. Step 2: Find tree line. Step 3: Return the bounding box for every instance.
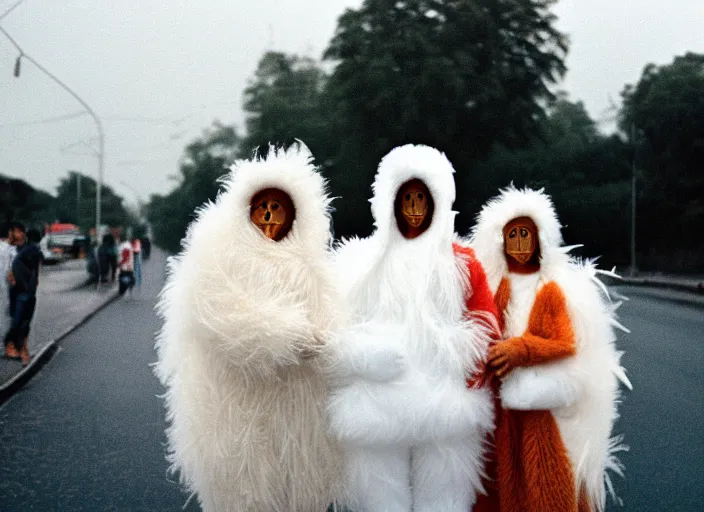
[1,171,137,235]
[147,0,704,272]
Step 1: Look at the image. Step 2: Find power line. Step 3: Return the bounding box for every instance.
[0,110,87,128]
[0,25,105,234]
[0,0,26,21]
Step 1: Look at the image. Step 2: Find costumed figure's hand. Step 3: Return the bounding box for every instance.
[7,271,15,286]
[362,345,407,382]
[488,337,529,378]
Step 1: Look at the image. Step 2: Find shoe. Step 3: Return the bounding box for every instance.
[5,343,20,360]
[20,340,32,366]
[20,343,31,367]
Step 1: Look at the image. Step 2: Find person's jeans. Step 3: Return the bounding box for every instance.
[133,253,142,285]
[4,292,35,348]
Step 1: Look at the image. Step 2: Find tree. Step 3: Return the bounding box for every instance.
[322,0,568,236]
[240,52,335,162]
[620,52,704,270]
[0,174,56,229]
[55,172,132,232]
[147,123,239,253]
[474,96,632,266]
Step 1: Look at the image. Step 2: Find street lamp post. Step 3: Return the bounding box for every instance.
[630,122,637,277]
[1,26,104,239]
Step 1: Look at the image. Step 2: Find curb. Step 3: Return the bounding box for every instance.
[612,285,704,310]
[618,277,704,295]
[0,290,120,406]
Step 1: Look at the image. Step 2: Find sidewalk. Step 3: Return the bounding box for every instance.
[600,270,704,308]
[611,284,704,309]
[1,258,118,398]
[618,271,704,294]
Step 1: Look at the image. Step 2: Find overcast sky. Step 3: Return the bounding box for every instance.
[1,0,702,205]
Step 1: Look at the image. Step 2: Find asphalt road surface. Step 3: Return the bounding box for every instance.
[0,250,197,512]
[0,254,702,511]
[609,285,704,511]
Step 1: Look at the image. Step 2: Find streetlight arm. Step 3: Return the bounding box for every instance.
[0,25,104,236]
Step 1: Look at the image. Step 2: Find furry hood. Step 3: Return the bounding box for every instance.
[370,144,457,248]
[469,185,566,292]
[161,141,338,372]
[214,142,333,252]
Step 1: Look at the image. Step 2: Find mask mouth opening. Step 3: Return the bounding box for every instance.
[393,178,435,240]
[249,188,296,241]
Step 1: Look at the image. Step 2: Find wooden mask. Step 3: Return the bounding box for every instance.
[250,188,295,241]
[503,216,539,267]
[394,179,434,239]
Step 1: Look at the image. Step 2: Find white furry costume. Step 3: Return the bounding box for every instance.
[154,144,342,512]
[327,144,494,512]
[469,186,632,512]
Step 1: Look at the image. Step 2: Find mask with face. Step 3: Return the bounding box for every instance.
[250,188,295,241]
[503,216,540,271]
[394,179,433,239]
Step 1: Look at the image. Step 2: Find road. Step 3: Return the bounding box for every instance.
[610,285,704,511]
[0,256,702,511]
[0,250,197,512]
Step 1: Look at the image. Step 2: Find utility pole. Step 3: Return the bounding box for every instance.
[1,27,104,241]
[76,172,81,224]
[630,122,637,277]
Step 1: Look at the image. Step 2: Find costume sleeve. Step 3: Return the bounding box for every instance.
[453,243,500,334]
[502,281,576,367]
[465,252,499,323]
[453,243,500,388]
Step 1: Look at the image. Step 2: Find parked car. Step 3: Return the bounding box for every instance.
[39,235,64,265]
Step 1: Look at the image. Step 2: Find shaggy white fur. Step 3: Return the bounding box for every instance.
[154,143,343,512]
[468,185,632,512]
[328,144,494,512]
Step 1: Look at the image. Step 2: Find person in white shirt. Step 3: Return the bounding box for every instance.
[0,229,17,342]
[117,239,134,296]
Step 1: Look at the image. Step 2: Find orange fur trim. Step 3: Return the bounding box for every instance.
[521,281,576,364]
[474,279,579,512]
[494,277,511,333]
[497,410,577,512]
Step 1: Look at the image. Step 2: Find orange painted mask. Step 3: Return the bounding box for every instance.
[503,216,539,266]
[394,179,433,239]
[250,188,295,241]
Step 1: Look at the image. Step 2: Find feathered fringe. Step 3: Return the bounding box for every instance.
[468,186,633,510]
[154,142,343,511]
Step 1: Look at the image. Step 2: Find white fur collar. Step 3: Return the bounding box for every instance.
[215,141,333,254]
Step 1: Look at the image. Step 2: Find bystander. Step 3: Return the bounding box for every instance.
[0,224,17,343]
[118,237,135,297]
[132,236,142,286]
[3,223,41,366]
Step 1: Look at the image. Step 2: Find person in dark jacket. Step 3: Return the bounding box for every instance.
[4,224,41,365]
[97,233,118,283]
